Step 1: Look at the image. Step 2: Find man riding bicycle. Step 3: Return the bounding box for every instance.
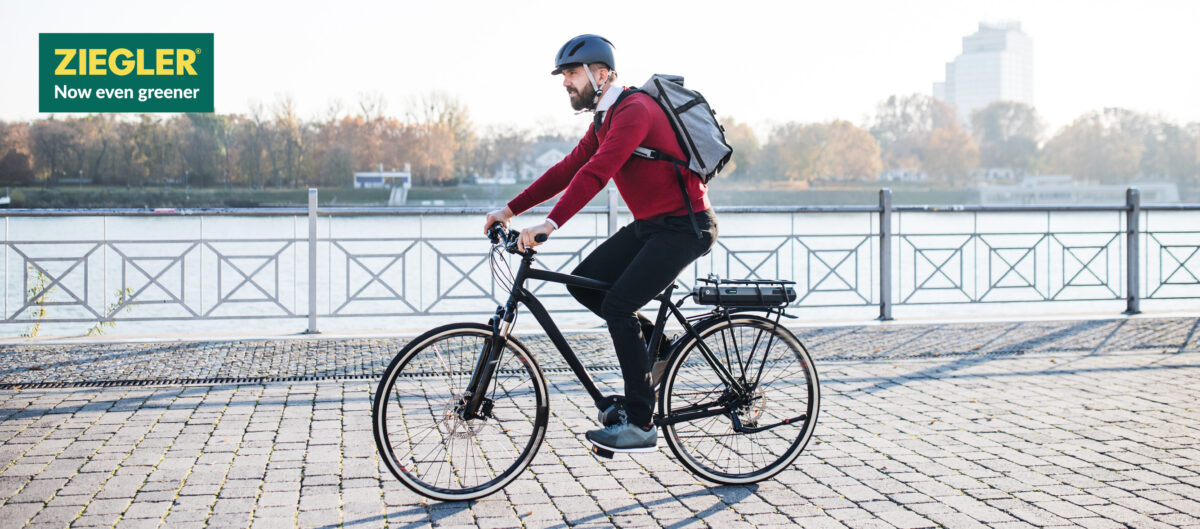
[484,34,718,454]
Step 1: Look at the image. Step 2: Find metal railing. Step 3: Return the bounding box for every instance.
[2,187,1197,335]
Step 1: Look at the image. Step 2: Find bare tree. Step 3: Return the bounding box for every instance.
[0,121,35,185]
[869,94,956,171]
[30,117,79,184]
[357,91,388,124]
[924,126,979,180]
[407,92,475,179]
[481,124,530,178]
[721,117,760,179]
[273,94,304,187]
[1044,109,1144,183]
[970,101,1043,172]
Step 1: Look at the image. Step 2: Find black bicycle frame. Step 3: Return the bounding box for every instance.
[461,250,748,423]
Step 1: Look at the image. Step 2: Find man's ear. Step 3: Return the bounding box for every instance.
[593,65,609,85]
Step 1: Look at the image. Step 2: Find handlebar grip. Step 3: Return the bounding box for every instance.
[534,233,549,243]
[487,222,505,243]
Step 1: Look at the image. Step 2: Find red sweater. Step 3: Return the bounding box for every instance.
[507,90,710,227]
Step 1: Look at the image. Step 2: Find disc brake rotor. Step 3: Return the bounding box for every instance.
[438,394,498,440]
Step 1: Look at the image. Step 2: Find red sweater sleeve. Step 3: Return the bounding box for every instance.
[545,103,652,227]
[506,129,597,216]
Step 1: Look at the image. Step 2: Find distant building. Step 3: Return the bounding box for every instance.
[934,22,1033,124]
[487,140,575,182]
[354,163,412,205]
[474,174,516,185]
[353,169,411,189]
[521,141,574,180]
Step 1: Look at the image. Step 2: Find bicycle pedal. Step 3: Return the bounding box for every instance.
[590,443,615,459]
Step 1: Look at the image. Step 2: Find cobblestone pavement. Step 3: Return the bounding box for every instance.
[0,317,1198,528]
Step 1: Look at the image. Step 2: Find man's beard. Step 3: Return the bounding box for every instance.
[567,83,597,111]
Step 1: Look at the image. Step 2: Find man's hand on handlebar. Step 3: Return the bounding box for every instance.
[483,206,514,235]
[485,219,551,254]
[518,221,555,252]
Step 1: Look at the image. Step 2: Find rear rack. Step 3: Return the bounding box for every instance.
[692,275,797,309]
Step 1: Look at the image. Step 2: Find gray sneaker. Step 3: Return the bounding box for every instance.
[586,411,657,453]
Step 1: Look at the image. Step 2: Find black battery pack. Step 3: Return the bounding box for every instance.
[691,284,797,307]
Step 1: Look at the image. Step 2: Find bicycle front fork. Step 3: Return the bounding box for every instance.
[459,304,517,420]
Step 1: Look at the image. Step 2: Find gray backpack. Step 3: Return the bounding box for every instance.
[629,74,732,182]
[609,74,733,236]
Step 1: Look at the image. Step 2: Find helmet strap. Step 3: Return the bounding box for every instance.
[583,63,605,109]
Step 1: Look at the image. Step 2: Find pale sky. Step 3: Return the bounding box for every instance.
[2,0,1197,138]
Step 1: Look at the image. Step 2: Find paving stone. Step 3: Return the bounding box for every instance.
[122,500,172,519]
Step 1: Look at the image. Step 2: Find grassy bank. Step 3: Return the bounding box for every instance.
[23,180,1197,209]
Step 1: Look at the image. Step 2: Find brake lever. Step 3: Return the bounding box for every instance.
[503,229,523,255]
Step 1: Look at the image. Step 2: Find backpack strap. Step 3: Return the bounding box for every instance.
[633,146,702,239]
[671,162,703,239]
[591,88,643,141]
[631,146,685,165]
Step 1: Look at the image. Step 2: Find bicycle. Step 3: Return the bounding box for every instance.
[372,224,820,501]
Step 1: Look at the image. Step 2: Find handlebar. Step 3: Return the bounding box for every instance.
[487,222,549,255]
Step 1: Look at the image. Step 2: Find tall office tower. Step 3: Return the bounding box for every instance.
[933,22,1033,124]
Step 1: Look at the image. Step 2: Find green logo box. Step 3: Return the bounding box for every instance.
[39,33,213,113]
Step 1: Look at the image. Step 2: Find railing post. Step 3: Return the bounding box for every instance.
[607,187,618,236]
[1125,187,1140,315]
[306,188,320,333]
[879,188,893,321]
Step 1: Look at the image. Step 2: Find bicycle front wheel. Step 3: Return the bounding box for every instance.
[373,323,549,501]
[661,314,819,484]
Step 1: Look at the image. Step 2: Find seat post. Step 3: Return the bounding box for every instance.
[647,283,679,355]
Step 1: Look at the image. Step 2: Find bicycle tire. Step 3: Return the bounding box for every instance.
[373,322,549,501]
[660,314,819,484]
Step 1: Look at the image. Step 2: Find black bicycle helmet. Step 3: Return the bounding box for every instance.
[551,34,615,75]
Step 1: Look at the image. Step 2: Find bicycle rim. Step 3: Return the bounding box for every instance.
[373,323,549,501]
[661,315,819,484]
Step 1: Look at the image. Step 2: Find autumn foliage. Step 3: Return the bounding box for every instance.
[0,93,1197,188]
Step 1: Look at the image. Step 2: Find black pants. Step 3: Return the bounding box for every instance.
[567,209,718,427]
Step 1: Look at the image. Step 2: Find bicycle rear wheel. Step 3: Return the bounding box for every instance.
[661,314,819,484]
[373,323,549,501]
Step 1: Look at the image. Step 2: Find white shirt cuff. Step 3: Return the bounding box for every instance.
[544,217,559,230]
